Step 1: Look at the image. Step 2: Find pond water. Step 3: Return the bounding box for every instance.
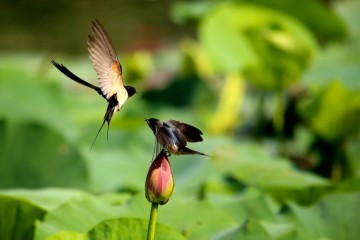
[0,0,195,54]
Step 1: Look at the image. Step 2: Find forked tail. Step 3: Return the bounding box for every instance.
[178,146,208,156]
[90,104,115,150]
[90,119,107,151]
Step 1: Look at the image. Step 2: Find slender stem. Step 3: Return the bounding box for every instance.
[147,202,159,240]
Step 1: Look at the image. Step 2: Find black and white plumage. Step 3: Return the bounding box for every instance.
[52,19,136,148]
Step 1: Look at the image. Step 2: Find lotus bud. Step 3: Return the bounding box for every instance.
[145,150,174,205]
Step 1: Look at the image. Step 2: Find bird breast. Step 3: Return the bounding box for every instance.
[116,87,129,109]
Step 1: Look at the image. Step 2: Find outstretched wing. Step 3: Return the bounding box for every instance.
[165,120,203,142]
[87,19,126,100]
[51,60,106,99]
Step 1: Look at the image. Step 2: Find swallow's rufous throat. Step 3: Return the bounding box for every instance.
[145,118,207,156]
[52,19,136,148]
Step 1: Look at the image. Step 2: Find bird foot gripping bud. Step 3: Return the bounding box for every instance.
[145,150,174,205]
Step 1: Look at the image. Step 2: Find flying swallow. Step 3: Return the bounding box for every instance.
[145,118,207,156]
[52,19,136,148]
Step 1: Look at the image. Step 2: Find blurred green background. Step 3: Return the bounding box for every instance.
[1,0,360,239]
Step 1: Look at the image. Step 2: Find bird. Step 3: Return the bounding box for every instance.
[145,118,207,156]
[52,19,136,149]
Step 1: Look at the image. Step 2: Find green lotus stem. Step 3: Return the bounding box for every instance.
[147,202,159,240]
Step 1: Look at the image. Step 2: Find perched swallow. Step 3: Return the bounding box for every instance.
[52,19,136,148]
[145,118,207,156]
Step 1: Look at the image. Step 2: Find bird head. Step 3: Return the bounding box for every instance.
[125,86,137,97]
[145,118,161,135]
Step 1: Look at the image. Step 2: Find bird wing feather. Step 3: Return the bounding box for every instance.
[87,19,126,100]
[166,120,203,142]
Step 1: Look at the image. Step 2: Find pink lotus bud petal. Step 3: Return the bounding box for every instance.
[145,151,174,205]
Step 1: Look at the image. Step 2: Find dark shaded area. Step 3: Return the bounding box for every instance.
[0,0,195,54]
[142,74,212,107]
[0,196,45,240]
